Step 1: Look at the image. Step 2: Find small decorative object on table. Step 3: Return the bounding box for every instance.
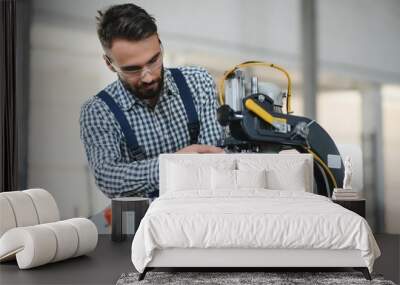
[332,156,360,200]
[332,156,366,218]
[111,197,150,242]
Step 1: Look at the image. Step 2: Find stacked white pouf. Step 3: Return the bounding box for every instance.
[0,189,98,269]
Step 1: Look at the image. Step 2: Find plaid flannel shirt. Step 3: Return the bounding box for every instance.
[80,66,223,198]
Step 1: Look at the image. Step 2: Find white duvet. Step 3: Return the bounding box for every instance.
[131,190,380,273]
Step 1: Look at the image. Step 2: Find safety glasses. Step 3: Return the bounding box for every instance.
[105,49,163,79]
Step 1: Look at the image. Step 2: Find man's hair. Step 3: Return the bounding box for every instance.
[96,3,157,50]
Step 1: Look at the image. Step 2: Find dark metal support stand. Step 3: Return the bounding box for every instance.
[354,267,372,280]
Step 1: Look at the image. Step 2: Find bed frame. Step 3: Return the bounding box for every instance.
[139,248,371,280]
[138,154,372,281]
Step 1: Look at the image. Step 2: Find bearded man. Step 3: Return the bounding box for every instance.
[80,3,223,198]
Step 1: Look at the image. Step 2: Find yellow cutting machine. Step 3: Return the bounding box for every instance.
[216,61,344,197]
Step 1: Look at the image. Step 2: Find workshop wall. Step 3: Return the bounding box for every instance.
[27,0,400,232]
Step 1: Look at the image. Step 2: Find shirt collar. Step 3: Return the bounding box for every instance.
[163,68,180,99]
[112,79,137,111]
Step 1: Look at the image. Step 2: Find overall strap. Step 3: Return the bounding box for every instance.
[97,90,145,159]
[169,68,200,144]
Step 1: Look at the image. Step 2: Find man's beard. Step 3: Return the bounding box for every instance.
[120,67,164,100]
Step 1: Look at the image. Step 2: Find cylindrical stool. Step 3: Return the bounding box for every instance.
[111,197,150,242]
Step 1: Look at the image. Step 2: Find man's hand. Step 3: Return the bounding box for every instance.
[175,144,224,154]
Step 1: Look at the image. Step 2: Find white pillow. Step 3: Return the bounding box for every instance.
[211,168,236,191]
[238,157,310,192]
[165,157,236,193]
[167,162,211,191]
[236,169,267,189]
[266,161,307,191]
[211,168,267,191]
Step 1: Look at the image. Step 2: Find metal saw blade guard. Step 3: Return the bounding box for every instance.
[217,61,344,197]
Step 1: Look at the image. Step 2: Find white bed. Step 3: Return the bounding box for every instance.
[131,153,380,280]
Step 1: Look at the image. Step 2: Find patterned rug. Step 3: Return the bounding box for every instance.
[116,271,396,285]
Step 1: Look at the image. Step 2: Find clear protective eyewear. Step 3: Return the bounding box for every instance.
[105,50,163,78]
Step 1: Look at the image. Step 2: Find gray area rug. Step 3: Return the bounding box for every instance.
[116,271,396,285]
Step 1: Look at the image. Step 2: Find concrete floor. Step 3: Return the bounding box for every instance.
[0,235,134,285]
[0,234,398,285]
